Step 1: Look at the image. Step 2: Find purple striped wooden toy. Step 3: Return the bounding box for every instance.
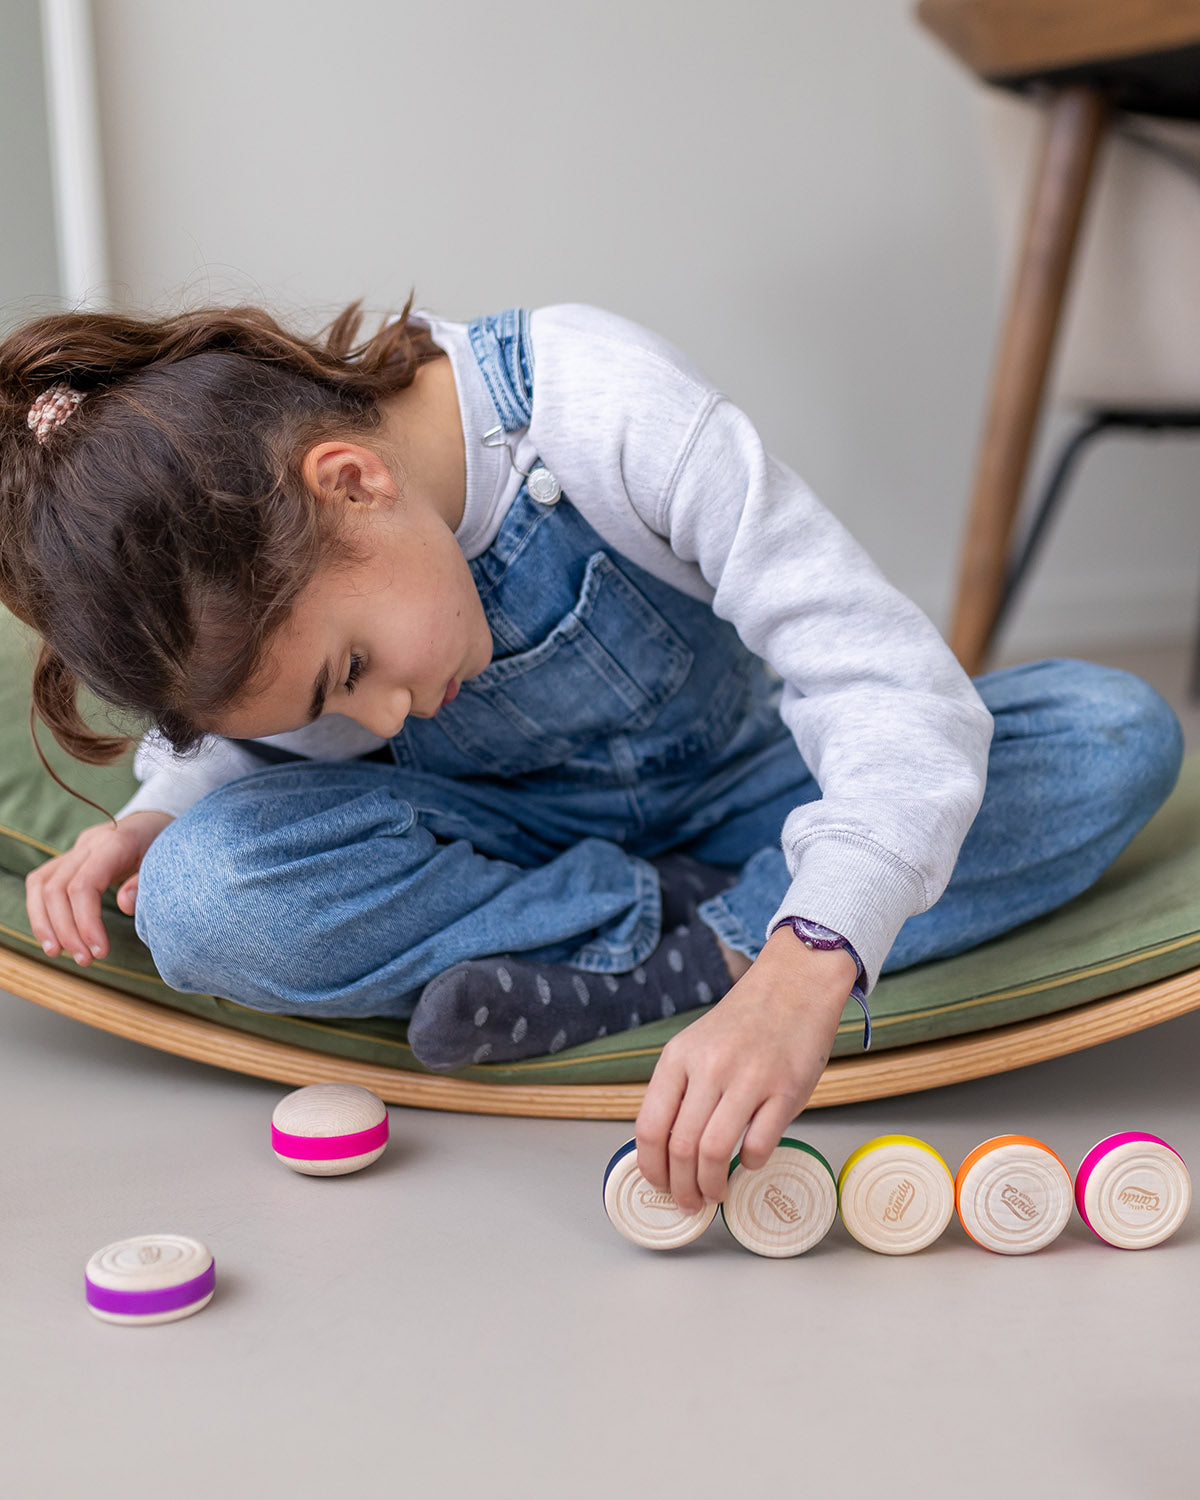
[85,1234,215,1325]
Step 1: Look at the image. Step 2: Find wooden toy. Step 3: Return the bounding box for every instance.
[954,1135,1073,1254]
[603,1140,719,1249]
[85,1234,215,1325]
[1075,1131,1192,1249]
[270,1082,389,1176]
[720,1138,838,1258]
[838,1134,955,1254]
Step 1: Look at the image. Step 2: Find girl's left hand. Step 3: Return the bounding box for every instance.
[634,927,857,1214]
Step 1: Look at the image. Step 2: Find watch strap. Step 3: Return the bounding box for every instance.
[772,916,872,1051]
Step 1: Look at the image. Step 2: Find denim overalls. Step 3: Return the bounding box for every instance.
[136,310,1184,1018]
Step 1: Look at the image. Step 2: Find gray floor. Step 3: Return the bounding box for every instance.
[3,638,1199,1500]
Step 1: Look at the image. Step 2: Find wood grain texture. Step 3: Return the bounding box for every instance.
[4,945,1200,1119]
[916,0,1200,80]
[721,1144,838,1258]
[271,1082,388,1176]
[1075,1135,1192,1246]
[948,86,1107,671]
[837,1138,956,1254]
[954,1137,1074,1253]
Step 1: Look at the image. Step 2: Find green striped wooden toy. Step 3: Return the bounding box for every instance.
[720,1138,838,1257]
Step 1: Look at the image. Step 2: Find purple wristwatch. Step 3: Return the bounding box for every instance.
[771,916,872,1050]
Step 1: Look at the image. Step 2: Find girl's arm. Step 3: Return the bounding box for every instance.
[528,304,995,1206]
[648,388,994,985]
[531,303,994,988]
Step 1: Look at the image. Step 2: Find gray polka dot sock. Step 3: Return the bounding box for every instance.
[650,852,737,929]
[407,920,734,1071]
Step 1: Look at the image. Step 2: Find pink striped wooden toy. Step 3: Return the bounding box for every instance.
[271,1083,389,1176]
[85,1234,215,1325]
[1075,1132,1191,1249]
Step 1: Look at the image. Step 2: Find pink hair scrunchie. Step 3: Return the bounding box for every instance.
[27,383,84,444]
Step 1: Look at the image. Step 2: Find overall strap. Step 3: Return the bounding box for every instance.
[466,309,535,432]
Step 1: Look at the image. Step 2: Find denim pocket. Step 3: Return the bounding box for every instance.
[407,550,694,777]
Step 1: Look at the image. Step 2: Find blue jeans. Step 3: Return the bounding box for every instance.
[135,658,1182,1018]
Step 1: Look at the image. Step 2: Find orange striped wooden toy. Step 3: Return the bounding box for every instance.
[954,1135,1073,1254]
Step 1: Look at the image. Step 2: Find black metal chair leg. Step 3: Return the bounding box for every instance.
[994,413,1117,637]
[994,411,1200,695]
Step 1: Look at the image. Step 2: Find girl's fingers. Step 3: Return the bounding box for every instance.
[739,1094,800,1172]
[67,869,111,959]
[635,1051,688,1193]
[25,873,59,956]
[695,1088,766,1203]
[40,880,91,965]
[666,1074,725,1214]
[117,873,139,913]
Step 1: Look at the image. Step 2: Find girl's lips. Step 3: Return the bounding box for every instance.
[442,679,459,706]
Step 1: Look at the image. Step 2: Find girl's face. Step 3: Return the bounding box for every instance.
[212,367,493,741]
[213,497,494,742]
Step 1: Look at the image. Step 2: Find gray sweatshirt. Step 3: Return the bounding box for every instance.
[118,304,994,988]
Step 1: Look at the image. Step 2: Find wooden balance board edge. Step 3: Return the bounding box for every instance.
[4,945,1200,1121]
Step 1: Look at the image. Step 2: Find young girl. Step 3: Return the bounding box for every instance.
[0,299,1183,1216]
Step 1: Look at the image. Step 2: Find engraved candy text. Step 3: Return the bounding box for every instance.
[764,1185,801,1224]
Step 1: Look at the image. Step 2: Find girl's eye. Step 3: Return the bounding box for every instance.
[344,653,365,694]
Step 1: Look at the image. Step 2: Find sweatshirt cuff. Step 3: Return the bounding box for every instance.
[115,778,196,822]
[766,833,928,993]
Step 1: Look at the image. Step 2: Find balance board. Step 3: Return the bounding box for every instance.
[2,610,1197,1118]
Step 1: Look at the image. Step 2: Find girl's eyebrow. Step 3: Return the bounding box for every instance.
[307,661,332,722]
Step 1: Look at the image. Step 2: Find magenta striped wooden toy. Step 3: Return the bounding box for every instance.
[271,1083,389,1176]
[1075,1131,1191,1249]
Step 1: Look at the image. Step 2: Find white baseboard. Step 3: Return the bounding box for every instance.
[1000,577,1197,657]
[911,574,1198,658]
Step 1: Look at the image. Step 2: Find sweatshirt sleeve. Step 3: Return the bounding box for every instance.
[115,731,263,820]
[115,717,388,821]
[651,392,994,989]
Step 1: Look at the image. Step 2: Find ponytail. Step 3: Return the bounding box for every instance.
[0,296,436,419]
[30,642,129,764]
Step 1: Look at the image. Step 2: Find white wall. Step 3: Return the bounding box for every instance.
[0,3,60,316]
[71,0,1200,654]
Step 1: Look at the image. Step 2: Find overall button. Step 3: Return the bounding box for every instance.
[527,467,561,505]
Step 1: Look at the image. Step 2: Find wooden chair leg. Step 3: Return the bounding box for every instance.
[948,86,1108,674]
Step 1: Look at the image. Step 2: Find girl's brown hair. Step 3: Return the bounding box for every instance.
[0,296,443,773]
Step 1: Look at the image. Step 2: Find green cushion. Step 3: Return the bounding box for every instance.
[0,611,141,873]
[2,605,1198,1084]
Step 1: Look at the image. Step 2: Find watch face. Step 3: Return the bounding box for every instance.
[788,918,844,950]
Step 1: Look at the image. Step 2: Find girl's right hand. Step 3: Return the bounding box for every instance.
[25,809,175,966]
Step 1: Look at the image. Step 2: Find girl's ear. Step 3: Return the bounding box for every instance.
[302,440,399,510]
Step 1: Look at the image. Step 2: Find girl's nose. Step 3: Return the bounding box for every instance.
[355,686,411,740]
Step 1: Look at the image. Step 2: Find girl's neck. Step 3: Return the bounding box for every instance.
[376,354,467,532]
